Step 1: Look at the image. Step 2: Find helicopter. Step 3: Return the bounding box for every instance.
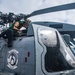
[0,2,75,75]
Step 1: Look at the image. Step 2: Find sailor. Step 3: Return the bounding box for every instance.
[0,19,31,47]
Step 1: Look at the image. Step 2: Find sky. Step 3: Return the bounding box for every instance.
[0,0,75,24]
[0,0,37,14]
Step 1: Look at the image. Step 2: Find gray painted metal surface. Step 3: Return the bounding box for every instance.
[32,24,75,75]
[0,23,75,75]
[0,36,35,75]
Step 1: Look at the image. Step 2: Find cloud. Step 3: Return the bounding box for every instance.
[0,0,38,14]
[0,0,75,24]
[30,0,75,25]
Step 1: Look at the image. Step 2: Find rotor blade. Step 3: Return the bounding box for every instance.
[29,3,75,17]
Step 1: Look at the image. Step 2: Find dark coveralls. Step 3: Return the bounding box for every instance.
[0,29,13,45]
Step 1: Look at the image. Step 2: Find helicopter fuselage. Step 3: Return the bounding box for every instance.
[0,23,75,75]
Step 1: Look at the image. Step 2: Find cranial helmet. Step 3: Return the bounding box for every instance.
[20,19,26,25]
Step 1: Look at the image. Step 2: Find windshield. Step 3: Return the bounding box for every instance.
[0,0,75,25]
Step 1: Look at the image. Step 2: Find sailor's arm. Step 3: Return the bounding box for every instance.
[13,22,20,31]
